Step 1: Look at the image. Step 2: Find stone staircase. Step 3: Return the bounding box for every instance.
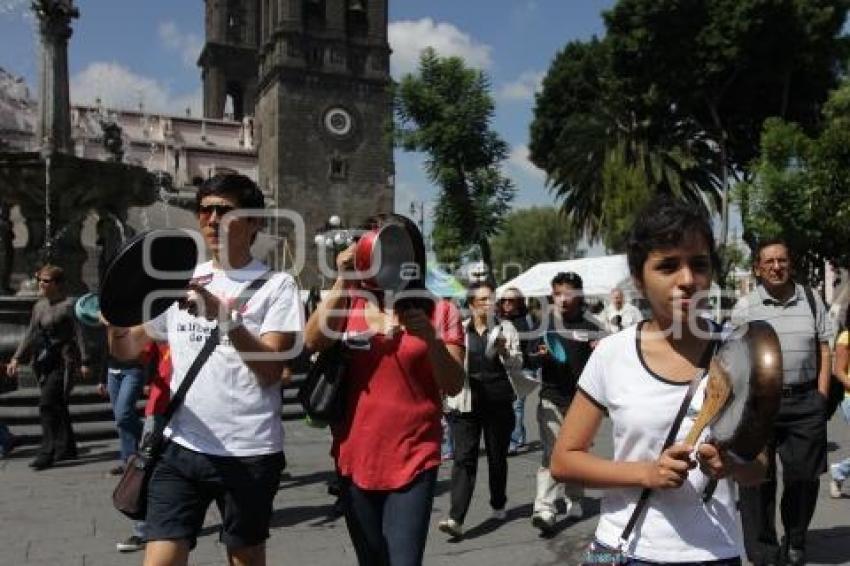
[0,378,307,447]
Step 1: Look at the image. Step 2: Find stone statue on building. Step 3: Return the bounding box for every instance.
[100,120,124,162]
[95,212,128,286]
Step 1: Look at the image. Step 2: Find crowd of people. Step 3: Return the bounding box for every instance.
[0,173,847,566]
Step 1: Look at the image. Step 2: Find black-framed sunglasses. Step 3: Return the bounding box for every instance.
[198,203,237,218]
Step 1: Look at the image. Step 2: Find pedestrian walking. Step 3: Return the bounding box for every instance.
[828,307,850,498]
[551,197,766,565]
[530,272,604,533]
[6,265,91,470]
[304,213,465,566]
[497,287,537,455]
[438,281,523,539]
[106,173,303,566]
[733,238,833,566]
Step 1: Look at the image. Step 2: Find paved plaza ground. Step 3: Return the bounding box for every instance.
[2,394,850,565]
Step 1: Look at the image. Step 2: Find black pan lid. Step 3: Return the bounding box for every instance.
[100,229,201,327]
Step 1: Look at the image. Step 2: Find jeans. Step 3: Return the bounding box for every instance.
[107,367,145,463]
[831,397,850,481]
[341,467,438,566]
[510,395,527,448]
[441,415,453,458]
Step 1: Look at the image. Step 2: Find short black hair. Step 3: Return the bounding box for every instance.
[754,237,790,264]
[626,196,719,282]
[551,271,583,290]
[467,280,495,302]
[195,173,265,212]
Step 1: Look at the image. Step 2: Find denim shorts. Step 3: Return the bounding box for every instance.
[145,442,285,549]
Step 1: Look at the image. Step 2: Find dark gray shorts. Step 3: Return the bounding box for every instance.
[145,442,284,549]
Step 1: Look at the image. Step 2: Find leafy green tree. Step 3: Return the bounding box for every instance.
[395,48,515,268]
[604,0,849,244]
[490,207,578,284]
[529,39,721,247]
[739,75,850,283]
[531,0,849,250]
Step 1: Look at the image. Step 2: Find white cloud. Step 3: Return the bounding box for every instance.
[497,70,545,102]
[70,62,202,116]
[507,145,546,182]
[389,18,492,77]
[158,21,203,68]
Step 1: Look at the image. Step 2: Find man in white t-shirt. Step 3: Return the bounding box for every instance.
[108,174,303,566]
[602,287,643,333]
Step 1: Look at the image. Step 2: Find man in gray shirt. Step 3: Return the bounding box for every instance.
[732,239,832,566]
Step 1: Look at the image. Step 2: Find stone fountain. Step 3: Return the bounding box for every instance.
[0,0,157,369]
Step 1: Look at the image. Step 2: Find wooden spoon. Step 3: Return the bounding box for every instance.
[685,358,733,446]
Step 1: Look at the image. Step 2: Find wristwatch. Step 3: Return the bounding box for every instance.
[218,309,244,333]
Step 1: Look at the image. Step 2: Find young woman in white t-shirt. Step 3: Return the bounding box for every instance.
[550,197,767,565]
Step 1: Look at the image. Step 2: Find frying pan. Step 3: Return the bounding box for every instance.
[100,229,200,327]
[685,320,783,461]
[354,223,417,293]
[709,320,783,460]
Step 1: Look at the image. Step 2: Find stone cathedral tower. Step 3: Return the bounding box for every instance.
[199,0,395,285]
[198,0,260,121]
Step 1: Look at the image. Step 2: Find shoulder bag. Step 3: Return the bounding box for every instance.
[298,339,349,426]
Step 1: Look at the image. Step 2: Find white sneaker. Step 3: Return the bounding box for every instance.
[116,535,144,552]
[437,518,463,538]
[491,507,507,521]
[564,498,583,519]
[830,478,843,498]
[531,510,556,533]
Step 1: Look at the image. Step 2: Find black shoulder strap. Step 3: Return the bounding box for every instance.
[803,285,819,342]
[142,271,272,455]
[618,373,702,550]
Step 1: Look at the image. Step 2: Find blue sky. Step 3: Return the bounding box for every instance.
[0,0,615,245]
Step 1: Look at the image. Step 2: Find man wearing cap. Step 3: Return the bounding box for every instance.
[106,173,303,566]
[732,238,832,566]
[531,272,604,533]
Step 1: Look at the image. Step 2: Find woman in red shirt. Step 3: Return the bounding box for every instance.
[305,214,465,566]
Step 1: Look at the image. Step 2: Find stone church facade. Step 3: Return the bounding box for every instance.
[198,0,395,285]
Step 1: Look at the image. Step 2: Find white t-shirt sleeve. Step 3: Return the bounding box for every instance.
[143,307,170,341]
[577,339,607,409]
[258,274,303,335]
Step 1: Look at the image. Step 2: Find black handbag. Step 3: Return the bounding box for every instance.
[298,341,348,425]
